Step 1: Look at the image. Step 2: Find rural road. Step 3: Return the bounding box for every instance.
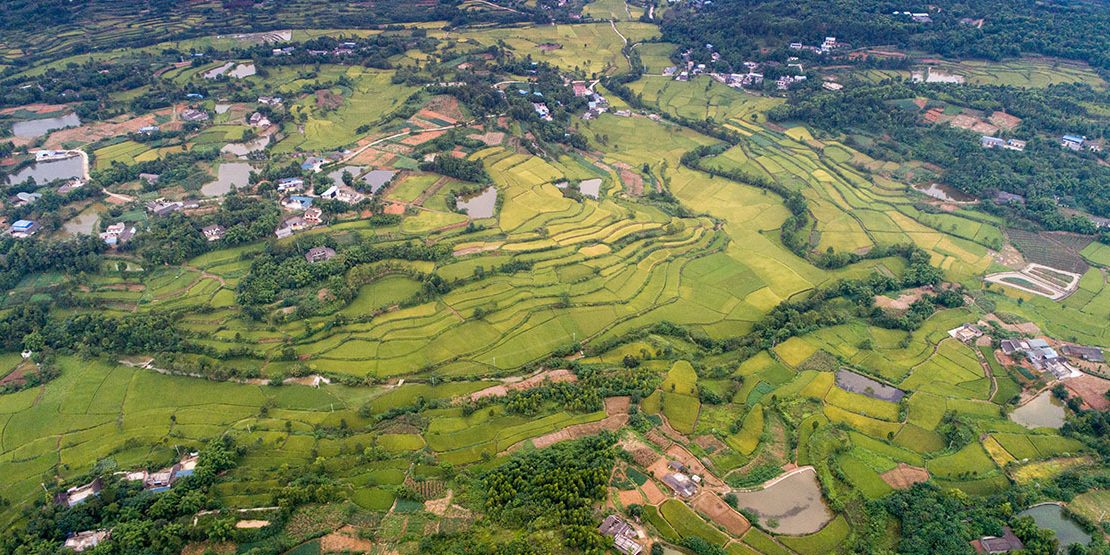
[610,19,627,44]
[471,0,523,13]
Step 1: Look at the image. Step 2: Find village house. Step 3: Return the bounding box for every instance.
[320,185,364,204]
[303,207,323,225]
[258,96,283,105]
[277,177,304,192]
[301,157,326,172]
[138,126,159,134]
[139,173,160,184]
[57,177,86,195]
[305,246,337,263]
[100,222,136,246]
[64,530,111,552]
[661,463,698,498]
[146,200,184,217]
[180,108,209,122]
[275,216,308,238]
[981,136,1026,151]
[202,224,226,242]
[54,478,103,507]
[948,323,983,343]
[12,192,42,206]
[10,220,36,238]
[823,81,844,91]
[281,195,313,211]
[533,102,552,120]
[598,515,642,555]
[248,112,271,127]
[993,190,1025,204]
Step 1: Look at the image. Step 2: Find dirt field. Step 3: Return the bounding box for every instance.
[471,368,578,400]
[234,520,270,528]
[880,463,930,489]
[693,493,751,536]
[692,435,728,454]
[425,490,453,516]
[320,526,377,552]
[874,286,931,310]
[989,111,1022,131]
[618,489,644,507]
[400,129,448,146]
[467,131,505,146]
[642,480,666,504]
[425,96,464,121]
[315,90,344,109]
[1065,373,1110,410]
[530,397,630,448]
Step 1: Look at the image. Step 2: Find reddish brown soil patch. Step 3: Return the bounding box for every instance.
[425,490,453,515]
[181,542,236,555]
[642,480,666,504]
[880,463,930,489]
[320,526,376,552]
[617,489,643,507]
[467,132,505,146]
[417,107,458,125]
[0,103,71,116]
[425,96,464,121]
[989,111,1022,131]
[315,90,344,109]
[401,129,448,146]
[538,43,562,51]
[693,492,751,536]
[1065,373,1110,410]
[619,168,644,195]
[645,429,674,450]
[0,365,29,386]
[874,286,931,311]
[471,368,578,400]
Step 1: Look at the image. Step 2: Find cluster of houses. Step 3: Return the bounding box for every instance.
[789,36,842,54]
[1000,338,1086,379]
[598,515,643,555]
[99,222,137,246]
[248,112,272,128]
[306,42,360,56]
[579,87,611,120]
[54,454,199,551]
[661,460,700,498]
[1061,135,1102,152]
[980,136,1026,151]
[258,96,283,106]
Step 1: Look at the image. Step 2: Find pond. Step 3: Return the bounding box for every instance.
[1011,391,1067,430]
[12,113,81,139]
[201,162,254,196]
[362,169,396,193]
[6,156,84,185]
[913,183,975,202]
[836,369,905,402]
[204,62,235,79]
[456,187,497,219]
[733,467,834,535]
[1018,503,1091,551]
[327,166,366,187]
[228,63,256,78]
[221,136,269,157]
[62,210,99,236]
[578,178,602,199]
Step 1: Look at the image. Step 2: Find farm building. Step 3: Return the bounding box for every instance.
[202,225,226,242]
[258,96,283,105]
[54,478,103,506]
[661,472,697,497]
[139,173,160,184]
[1062,135,1086,150]
[277,177,304,192]
[993,191,1024,204]
[948,324,983,343]
[12,192,42,206]
[598,515,642,555]
[1003,339,1076,379]
[180,109,209,122]
[305,246,337,263]
[57,178,86,194]
[972,526,1024,553]
[64,530,110,552]
[146,201,183,216]
[1061,345,1106,363]
[10,220,36,238]
[301,157,326,171]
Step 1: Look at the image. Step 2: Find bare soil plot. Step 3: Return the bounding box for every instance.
[694,492,751,536]
[315,90,344,109]
[531,411,628,448]
[642,480,666,504]
[618,489,644,507]
[1065,373,1110,411]
[467,131,505,146]
[235,520,270,529]
[320,526,377,552]
[989,111,1022,131]
[880,463,930,489]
